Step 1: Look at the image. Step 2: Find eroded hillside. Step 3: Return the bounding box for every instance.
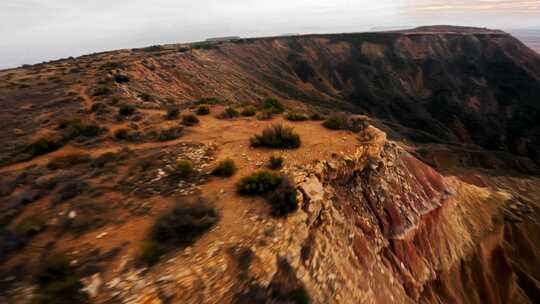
[0,26,539,303]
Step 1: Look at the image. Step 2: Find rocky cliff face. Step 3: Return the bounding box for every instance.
[252,127,539,304]
[109,27,540,164]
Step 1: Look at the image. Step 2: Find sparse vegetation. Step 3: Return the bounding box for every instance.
[236,171,283,195]
[118,104,136,116]
[241,106,257,116]
[181,114,200,126]
[286,112,308,122]
[268,155,284,170]
[323,114,348,130]
[47,153,91,170]
[141,201,218,266]
[32,253,88,304]
[212,158,237,177]
[165,108,180,120]
[195,104,210,115]
[250,124,301,149]
[263,98,285,114]
[218,107,240,119]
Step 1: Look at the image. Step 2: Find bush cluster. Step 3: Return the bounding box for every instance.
[263,98,285,114]
[92,152,118,168]
[268,155,284,170]
[114,74,130,83]
[118,104,136,116]
[138,93,153,101]
[195,104,210,115]
[250,124,301,149]
[236,171,283,195]
[173,160,194,179]
[285,112,308,122]
[212,158,237,177]
[58,119,105,139]
[32,253,88,304]
[241,106,257,117]
[218,107,240,119]
[158,126,184,142]
[322,114,348,130]
[92,85,111,96]
[181,114,200,126]
[165,108,179,120]
[25,134,63,157]
[236,171,298,217]
[309,112,325,121]
[141,202,218,266]
[47,153,91,170]
[194,97,223,105]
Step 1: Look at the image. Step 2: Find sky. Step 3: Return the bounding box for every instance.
[1,0,539,69]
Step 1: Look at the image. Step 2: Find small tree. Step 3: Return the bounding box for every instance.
[195,104,210,115]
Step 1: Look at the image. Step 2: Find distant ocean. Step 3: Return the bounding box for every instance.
[510,29,540,53]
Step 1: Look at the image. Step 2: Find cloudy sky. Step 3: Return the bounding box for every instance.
[1,0,539,69]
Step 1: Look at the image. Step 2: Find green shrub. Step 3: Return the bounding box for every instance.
[195,104,210,115]
[323,114,348,130]
[58,119,105,139]
[140,240,165,266]
[92,85,111,96]
[250,124,301,149]
[165,108,179,120]
[263,98,285,114]
[173,160,194,178]
[236,171,283,195]
[32,253,88,304]
[92,152,118,168]
[241,106,257,117]
[268,177,298,217]
[48,153,91,170]
[268,155,284,170]
[218,107,240,119]
[158,126,184,141]
[142,202,218,266]
[118,104,136,116]
[286,112,308,122]
[212,158,237,177]
[138,92,153,101]
[25,134,63,156]
[114,74,129,83]
[309,112,325,121]
[181,114,199,126]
